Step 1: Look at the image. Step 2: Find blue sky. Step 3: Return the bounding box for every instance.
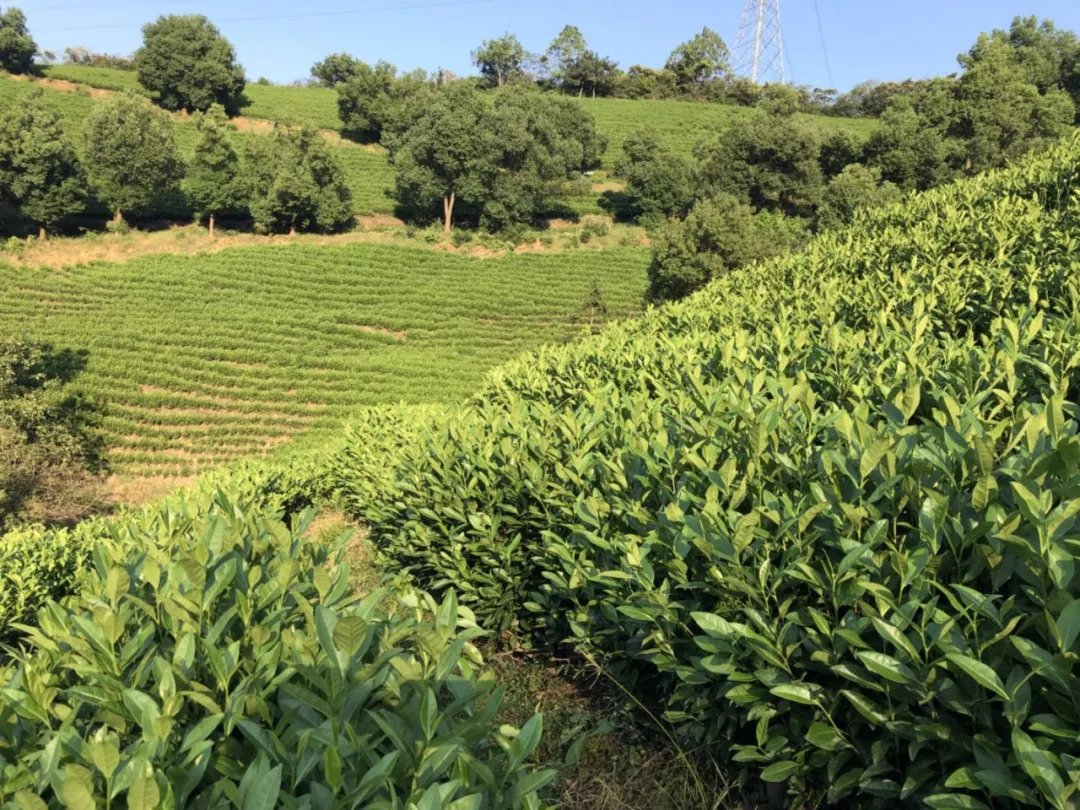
[24,0,1080,89]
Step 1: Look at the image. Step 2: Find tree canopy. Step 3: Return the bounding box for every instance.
[544,25,586,89]
[311,52,363,87]
[0,6,35,74]
[246,126,353,234]
[335,61,431,143]
[614,127,691,221]
[82,91,185,220]
[386,84,604,232]
[185,104,244,235]
[665,27,730,92]
[134,15,246,113]
[471,34,527,88]
[0,89,86,238]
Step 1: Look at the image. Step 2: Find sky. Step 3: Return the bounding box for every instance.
[22,0,1080,90]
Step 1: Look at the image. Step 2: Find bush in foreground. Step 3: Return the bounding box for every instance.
[0,495,553,807]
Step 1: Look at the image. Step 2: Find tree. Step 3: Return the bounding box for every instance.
[0,90,85,239]
[694,107,823,217]
[185,104,243,236]
[954,32,1075,171]
[386,85,604,232]
[245,126,353,234]
[1003,16,1080,112]
[615,65,679,100]
[472,34,527,88]
[0,6,35,74]
[334,61,431,143]
[545,25,586,90]
[817,164,902,231]
[581,280,607,330]
[311,52,363,87]
[83,91,184,222]
[819,131,864,179]
[564,50,619,98]
[863,98,954,190]
[665,27,730,93]
[647,195,805,301]
[134,15,246,113]
[613,127,691,221]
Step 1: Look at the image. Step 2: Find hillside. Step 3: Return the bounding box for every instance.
[40,64,876,169]
[4,131,1079,807]
[0,243,648,478]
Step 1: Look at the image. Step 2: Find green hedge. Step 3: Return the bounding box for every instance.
[318,135,1080,806]
[0,492,553,808]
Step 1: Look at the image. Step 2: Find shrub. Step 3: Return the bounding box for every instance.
[451,228,474,247]
[321,135,1080,807]
[0,495,554,807]
[613,128,692,221]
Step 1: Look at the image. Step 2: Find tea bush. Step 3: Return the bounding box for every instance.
[319,135,1080,806]
[0,491,554,808]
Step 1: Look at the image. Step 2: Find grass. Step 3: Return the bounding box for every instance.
[0,242,649,479]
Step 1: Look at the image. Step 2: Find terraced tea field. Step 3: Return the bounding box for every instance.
[0,243,648,477]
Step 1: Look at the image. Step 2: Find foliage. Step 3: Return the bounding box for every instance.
[62,46,134,71]
[318,134,1080,808]
[664,27,730,93]
[694,105,823,217]
[472,34,528,88]
[81,91,184,220]
[245,125,353,234]
[184,103,243,230]
[646,194,805,301]
[816,163,901,230]
[613,127,691,221]
[0,337,101,531]
[134,14,246,114]
[562,50,619,99]
[336,61,430,143]
[310,52,363,87]
[819,131,865,178]
[543,25,586,91]
[954,30,1076,171]
[0,496,555,808]
[0,6,34,74]
[862,98,955,191]
[0,89,86,236]
[386,85,605,231]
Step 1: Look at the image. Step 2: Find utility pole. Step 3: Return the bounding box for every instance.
[733,0,785,84]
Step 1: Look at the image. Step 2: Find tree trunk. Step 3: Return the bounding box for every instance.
[113,208,123,224]
[38,225,46,241]
[289,224,296,236]
[443,191,456,233]
[208,213,215,238]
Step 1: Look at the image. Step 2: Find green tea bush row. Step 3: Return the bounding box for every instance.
[319,136,1080,806]
[0,491,553,808]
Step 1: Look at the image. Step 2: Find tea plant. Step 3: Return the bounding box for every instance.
[317,134,1080,806]
[0,493,554,808]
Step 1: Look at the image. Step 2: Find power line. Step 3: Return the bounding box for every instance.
[813,0,834,87]
[30,0,202,13]
[35,0,494,32]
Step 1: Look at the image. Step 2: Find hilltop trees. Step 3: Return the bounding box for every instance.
[387,84,604,232]
[0,90,86,239]
[665,27,730,94]
[83,92,184,223]
[472,34,527,88]
[134,15,246,113]
[186,104,243,236]
[311,52,363,87]
[246,126,353,234]
[544,25,586,90]
[336,61,432,142]
[0,6,34,73]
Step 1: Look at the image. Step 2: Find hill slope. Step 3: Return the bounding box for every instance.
[41,65,876,169]
[0,243,648,477]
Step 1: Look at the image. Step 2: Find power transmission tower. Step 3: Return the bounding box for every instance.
[733,0,785,84]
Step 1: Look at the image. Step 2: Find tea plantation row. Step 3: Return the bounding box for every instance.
[3,136,1080,807]
[0,244,648,477]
